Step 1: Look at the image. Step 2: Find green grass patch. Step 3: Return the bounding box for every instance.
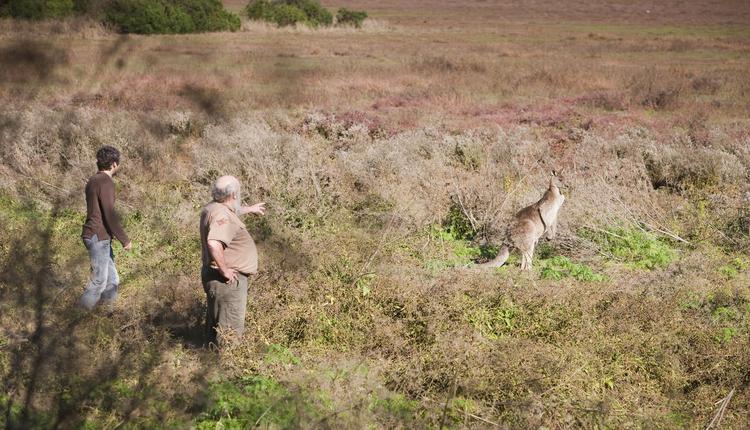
[718,257,750,279]
[370,393,419,420]
[539,256,607,282]
[466,297,518,340]
[423,226,492,270]
[195,376,314,429]
[464,292,588,342]
[582,227,677,270]
[264,343,300,365]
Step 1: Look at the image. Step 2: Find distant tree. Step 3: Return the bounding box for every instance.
[244,0,274,21]
[105,0,240,34]
[283,0,331,26]
[1,0,75,20]
[244,0,352,28]
[268,4,306,27]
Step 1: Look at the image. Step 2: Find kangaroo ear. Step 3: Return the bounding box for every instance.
[550,169,564,188]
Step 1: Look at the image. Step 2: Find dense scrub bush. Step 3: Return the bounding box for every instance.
[105,0,240,34]
[1,0,240,32]
[629,67,686,110]
[269,3,306,26]
[245,0,351,27]
[243,0,271,19]
[177,0,240,31]
[0,0,75,19]
[443,199,476,241]
[106,0,192,33]
[643,145,744,193]
[286,0,330,25]
[336,7,367,28]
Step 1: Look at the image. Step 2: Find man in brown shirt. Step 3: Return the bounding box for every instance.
[200,175,265,347]
[79,146,132,311]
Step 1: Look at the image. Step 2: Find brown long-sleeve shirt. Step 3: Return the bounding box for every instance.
[81,172,129,244]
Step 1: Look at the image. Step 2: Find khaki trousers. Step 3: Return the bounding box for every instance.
[201,267,248,347]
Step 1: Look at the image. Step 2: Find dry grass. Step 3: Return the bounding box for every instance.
[2,3,749,127]
[1,0,750,428]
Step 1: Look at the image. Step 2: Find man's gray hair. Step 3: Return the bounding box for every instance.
[212,176,240,202]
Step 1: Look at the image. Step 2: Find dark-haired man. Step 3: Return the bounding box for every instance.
[79,146,132,311]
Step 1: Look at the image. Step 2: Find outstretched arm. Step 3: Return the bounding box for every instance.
[238,202,266,216]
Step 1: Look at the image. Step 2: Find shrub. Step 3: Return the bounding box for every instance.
[72,0,91,14]
[106,0,193,34]
[178,0,241,31]
[628,68,684,110]
[336,7,366,28]
[244,0,273,21]
[443,199,476,241]
[643,146,742,193]
[244,0,337,27]
[1,0,75,19]
[285,0,330,26]
[269,3,306,27]
[105,0,240,34]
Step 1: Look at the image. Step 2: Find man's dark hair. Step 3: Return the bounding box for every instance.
[96,146,121,171]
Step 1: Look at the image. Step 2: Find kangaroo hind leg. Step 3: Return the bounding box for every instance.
[519,242,536,271]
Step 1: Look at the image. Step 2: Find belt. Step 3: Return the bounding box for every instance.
[203,266,250,277]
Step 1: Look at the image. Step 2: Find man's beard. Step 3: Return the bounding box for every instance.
[234,192,242,213]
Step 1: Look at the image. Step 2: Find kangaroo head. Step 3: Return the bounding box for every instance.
[544,170,565,204]
[547,170,563,195]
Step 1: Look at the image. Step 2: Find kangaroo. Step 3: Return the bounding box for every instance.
[477,176,565,270]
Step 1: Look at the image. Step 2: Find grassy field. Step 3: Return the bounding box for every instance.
[1,0,750,428]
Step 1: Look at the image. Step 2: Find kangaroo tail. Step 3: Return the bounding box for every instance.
[476,246,510,268]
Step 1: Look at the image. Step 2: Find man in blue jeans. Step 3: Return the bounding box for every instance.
[79,146,133,311]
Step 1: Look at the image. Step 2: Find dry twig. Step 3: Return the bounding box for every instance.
[706,388,735,430]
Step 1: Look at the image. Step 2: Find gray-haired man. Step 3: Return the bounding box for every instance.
[199,175,265,347]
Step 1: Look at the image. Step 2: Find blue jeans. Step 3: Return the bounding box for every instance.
[78,234,119,311]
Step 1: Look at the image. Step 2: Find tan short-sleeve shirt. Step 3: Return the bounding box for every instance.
[200,202,258,274]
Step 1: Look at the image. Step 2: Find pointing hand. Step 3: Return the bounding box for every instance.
[241,202,266,216]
